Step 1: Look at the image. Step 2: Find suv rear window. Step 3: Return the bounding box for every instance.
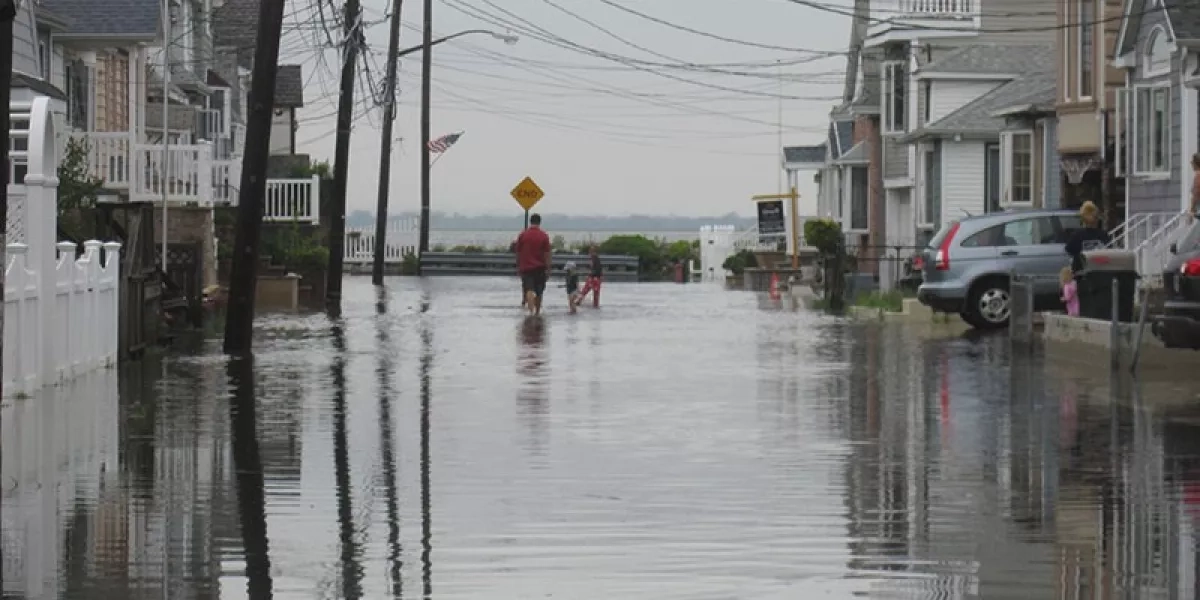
[928,221,959,249]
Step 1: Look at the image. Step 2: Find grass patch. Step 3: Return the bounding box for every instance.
[855,290,905,312]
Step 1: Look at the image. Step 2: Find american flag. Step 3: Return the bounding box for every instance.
[427,131,463,154]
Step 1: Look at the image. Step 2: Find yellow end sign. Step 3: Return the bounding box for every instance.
[510,176,545,211]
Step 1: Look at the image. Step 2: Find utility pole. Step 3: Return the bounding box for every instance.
[222,0,288,355]
[371,0,405,286]
[418,0,433,262]
[0,7,16,584]
[325,0,363,310]
[160,0,171,271]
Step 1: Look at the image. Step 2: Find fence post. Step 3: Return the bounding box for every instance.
[310,174,321,224]
[103,242,122,365]
[1110,276,1120,371]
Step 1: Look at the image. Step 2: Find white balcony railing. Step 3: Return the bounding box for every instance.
[263,176,321,224]
[897,0,975,16]
[134,143,214,203]
[59,132,134,190]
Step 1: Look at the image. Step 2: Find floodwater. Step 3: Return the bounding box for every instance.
[5,277,1200,599]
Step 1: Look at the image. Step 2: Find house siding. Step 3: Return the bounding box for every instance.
[941,140,987,222]
[884,136,907,179]
[977,2,1058,45]
[12,2,39,78]
[1125,7,1182,216]
[927,80,1004,123]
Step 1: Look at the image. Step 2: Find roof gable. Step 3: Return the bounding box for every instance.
[915,70,1056,137]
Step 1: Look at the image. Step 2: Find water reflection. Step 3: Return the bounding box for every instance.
[10,281,1200,598]
[227,357,274,599]
[516,318,549,456]
[329,323,364,599]
[375,288,403,598]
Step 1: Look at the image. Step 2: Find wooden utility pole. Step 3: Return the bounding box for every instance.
[418,0,433,262]
[222,0,288,355]
[371,0,405,285]
[325,0,363,309]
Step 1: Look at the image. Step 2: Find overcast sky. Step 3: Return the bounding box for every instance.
[286,0,852,217]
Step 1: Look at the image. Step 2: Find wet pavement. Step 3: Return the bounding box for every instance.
[5,277,1200,599]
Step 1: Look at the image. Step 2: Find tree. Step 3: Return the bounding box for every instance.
[57,137,105,236]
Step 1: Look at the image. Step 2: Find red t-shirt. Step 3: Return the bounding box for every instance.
[514,226,551,272]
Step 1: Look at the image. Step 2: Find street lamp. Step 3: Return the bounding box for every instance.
[418,23,519,264]
[372,27,517,283]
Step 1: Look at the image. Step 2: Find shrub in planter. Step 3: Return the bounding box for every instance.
[803,219,843,255]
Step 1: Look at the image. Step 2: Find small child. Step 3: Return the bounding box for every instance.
[1060,266,1079,317]
[564,262,580,314]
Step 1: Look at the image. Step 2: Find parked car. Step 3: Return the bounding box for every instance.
[915,209,1084,329]
[1151,221,1200,349]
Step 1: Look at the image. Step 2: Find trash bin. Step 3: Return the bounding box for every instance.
[1077,249,1138,322]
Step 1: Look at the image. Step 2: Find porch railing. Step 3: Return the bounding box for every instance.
[264,176,321,224]
[61,132,134,190]
[896,0,975,17]
[133,142,214,203]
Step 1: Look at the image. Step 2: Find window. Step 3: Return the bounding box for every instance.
[1134,85,1170,175]
[922,80,931,125]
[1000,131,1034,205]
[1145,28,1171,76]
[64,60,89,131]
[961,218,1056,248]
[922,146,941,229]
[1115,87,1130,177]
[985,143,1001,212]
[1078,0,1093,99]
[37,31,50,80]
[882,61,906,133]
[850,166,869,231]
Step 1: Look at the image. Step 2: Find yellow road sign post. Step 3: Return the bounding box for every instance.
[511,176,545,228]
[751,186,800,269]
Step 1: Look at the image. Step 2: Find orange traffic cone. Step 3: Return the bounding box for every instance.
[768,273,780,300]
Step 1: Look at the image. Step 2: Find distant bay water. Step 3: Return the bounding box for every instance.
[428,229,701,248]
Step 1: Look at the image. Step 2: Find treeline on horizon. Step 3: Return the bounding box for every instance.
[346,210,755,231]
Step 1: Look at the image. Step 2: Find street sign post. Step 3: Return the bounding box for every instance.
[511,176,545,229]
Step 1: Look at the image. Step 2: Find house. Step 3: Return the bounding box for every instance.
[1057,0,1127,216]
[835,0,1060,289]
[270,65,305,156]
[900,46,1059,228]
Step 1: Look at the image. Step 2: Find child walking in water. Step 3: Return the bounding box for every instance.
[1060,266,1080,317]
[564,262,580,314]
[577,246,603,307]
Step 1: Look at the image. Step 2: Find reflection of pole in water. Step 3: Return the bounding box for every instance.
[227,357,275,599]
[331,325,364,599]
[419,298,434,599]
[375,289,403,598]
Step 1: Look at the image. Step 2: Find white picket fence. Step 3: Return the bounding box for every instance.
[344,218,419,264]
[4,97,122,397]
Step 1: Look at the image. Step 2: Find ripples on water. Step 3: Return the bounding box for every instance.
[4,277,1200,599]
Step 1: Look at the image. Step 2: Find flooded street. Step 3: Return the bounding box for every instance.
[6,277,1200,599]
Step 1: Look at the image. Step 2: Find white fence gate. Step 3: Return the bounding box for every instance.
[4,97,121,397]
[344,218,419,264]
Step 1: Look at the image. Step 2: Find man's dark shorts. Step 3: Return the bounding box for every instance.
[521,269,548,298]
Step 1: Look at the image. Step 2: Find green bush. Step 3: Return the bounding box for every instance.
[721,249,757,276]
[598,234,668,276]
[262,221,328,270]
[803,219,843,255]
[400,251,419,275]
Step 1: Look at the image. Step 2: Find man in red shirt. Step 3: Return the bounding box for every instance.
[514,213,552,315]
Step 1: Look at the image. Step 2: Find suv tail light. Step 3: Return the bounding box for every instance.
[935,222,960,271]
[1183,258,1200,277]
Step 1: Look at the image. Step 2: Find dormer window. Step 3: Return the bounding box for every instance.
[1145,27,1171,77]
[37,31,50,80]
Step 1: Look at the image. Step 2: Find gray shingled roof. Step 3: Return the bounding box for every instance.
[849,51,881,112]
[833,141,868,165]
[920,44,1054,76]
[40,0,159,38]
[1165,2,1200,42]
[213,0,258,49]
[275,65,305,107]
[835,120,853,159]
[1118,0,1145,56]
[900,70,1056,142]
[783,144,826,165]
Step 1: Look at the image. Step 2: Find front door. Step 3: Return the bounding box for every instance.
[985,143,1001,213]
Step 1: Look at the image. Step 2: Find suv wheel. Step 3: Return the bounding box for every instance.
[966,277,1010,329]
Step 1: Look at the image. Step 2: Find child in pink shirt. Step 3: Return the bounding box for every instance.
[1060,267,1079,316]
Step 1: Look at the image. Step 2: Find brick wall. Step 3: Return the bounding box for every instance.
[154,205,217,287]
[853,114,884,277]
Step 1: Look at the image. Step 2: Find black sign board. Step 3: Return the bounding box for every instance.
[756,200,785,244]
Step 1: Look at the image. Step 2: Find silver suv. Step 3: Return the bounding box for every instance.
[916,209,1084,329]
